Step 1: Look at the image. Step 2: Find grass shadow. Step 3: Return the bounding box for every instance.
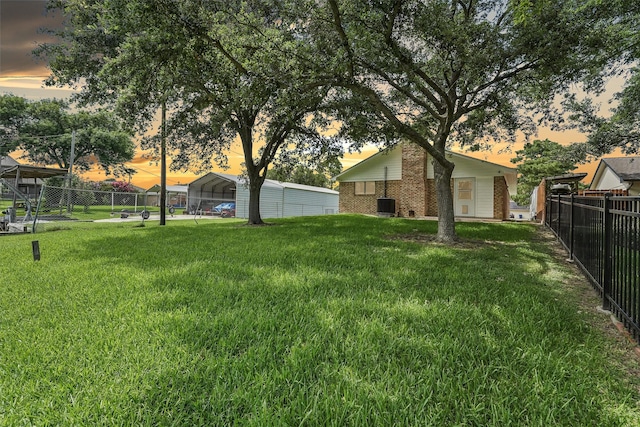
[2,215,638,424]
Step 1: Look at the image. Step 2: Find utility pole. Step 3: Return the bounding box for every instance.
[160,100,167,226]
[66,130,76,213]
[68,130,76,183]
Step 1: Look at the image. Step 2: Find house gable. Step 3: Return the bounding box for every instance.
[336,146,402,182]
[427,151,517,196]
[590,157,640,193]
[428,152,515,178]
[592,166,626,191]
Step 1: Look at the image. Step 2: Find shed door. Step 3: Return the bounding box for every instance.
[455,178,475,217]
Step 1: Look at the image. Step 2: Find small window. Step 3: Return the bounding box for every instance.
[457,180,473,200]
[355,181,376,195]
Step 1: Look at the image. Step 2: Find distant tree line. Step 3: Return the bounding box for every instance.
[0,95,135,177]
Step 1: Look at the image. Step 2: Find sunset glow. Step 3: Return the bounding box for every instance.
[0,1,624,190]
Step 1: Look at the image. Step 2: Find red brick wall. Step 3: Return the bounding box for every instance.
[400,144,428,216]
[339,180,402,215]
[493,176,509,219]
[426,179,437,216]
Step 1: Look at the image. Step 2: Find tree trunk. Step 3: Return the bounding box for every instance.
[247,172,265,225]
[433,158,457,243]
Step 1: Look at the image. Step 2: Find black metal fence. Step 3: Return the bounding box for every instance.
[546,194,640,344]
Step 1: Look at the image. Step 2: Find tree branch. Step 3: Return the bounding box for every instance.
[384,1,402,43]
[341,81,455,169]
[327,0,355,78]
[364,62,446,120]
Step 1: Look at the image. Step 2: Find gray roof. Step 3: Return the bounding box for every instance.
[335,143,516,180]
[1,156,67,179]
[0,164,67,179]
[188,171,337,194]
[602,157,640,181]
[146,184,189,193]
[545,173,588,183]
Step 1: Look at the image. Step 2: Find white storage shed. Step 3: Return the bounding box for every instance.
[187,172,339,219]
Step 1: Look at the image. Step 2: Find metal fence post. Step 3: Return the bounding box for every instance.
[569,193,575,260]
[32,185,46,234]
[556,193,561,233]
[545,195,550,226]
[602,193,612,311]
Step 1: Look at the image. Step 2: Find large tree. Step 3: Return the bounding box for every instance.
[301,0,611,242]
[0,94,135,175]
[0,95,29,155]
[39,0,339,225]
[564,0,640,156]
[268,139,343,188]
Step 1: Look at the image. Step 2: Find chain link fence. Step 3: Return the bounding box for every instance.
[3,182,339,233]
[1,177,37,232]
[31,185,167,231]
[183,197,337,218]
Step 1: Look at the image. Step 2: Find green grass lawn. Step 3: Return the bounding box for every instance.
[0,215,638,426]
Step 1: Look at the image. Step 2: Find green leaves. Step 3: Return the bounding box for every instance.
[545,0,640,156]
[38,0,623,229]
[0,94,135,174]
[510,139,586,205]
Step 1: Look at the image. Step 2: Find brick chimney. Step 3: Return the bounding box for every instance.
[400,143,428,216]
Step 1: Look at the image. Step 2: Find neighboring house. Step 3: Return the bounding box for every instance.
[146,184,189,208]
[335,143,517,219]
[589,157,640,195]
[187,172,339,219]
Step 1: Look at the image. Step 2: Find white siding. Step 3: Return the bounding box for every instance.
[593,167,626,190]
[261,187,286,218]
[427,152,511,179]
[338,146,402,182]
[475,177,494,218]
[236,185,284,219]
[425,152,515,218]
[234,187,249,218]
[283,189,339,216]
[235,181,339,219]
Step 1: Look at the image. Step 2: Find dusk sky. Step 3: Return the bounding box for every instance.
[0,0,625,187]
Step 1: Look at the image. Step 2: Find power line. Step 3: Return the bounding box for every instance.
[1,133,70,142]
[123,162,185,185]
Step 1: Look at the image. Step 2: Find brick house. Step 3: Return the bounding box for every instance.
[336,143,517,219]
